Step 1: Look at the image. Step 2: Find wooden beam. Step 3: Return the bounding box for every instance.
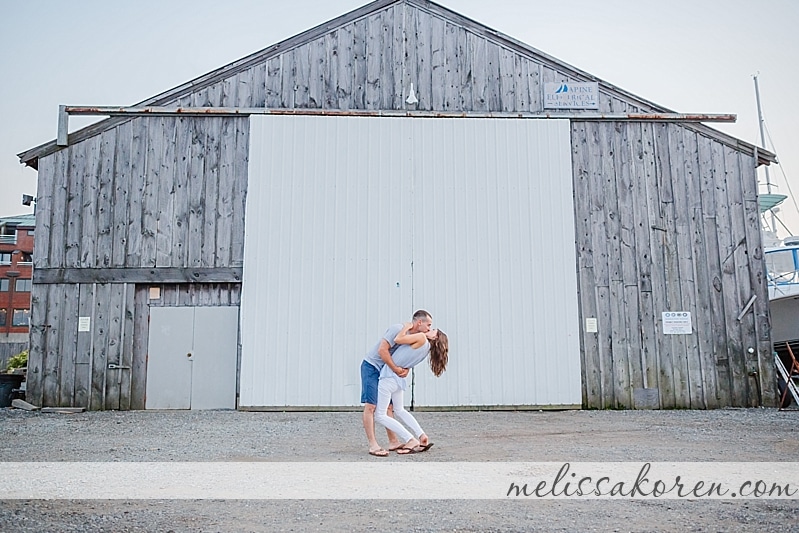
[33,267,243,284]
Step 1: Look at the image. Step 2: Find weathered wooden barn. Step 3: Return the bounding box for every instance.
[18,0,777,410]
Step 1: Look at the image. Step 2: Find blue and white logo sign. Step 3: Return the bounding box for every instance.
[544,82,599,109]
[662,311,693,335]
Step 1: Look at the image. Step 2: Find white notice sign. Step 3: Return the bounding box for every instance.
[662,312,692,335]
[585,318,598,333]
[78,317,91,332]
[544,82,599,109]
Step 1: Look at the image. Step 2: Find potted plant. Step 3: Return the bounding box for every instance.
[0,350,26,407]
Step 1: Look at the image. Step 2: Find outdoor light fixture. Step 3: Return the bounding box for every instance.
[21,195,34,206]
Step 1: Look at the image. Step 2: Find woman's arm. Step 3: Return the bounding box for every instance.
[394,322,427,349]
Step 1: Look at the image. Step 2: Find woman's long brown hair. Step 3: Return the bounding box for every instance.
[429,330,449,377]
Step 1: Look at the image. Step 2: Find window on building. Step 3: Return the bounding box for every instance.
[0,309,6,326]
[0,279,7,292]
[15,279,32,292]
[17,252,32,264]
[12,309,29,327]
[0,253,11,264]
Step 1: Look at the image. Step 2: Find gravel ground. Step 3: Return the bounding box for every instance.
[1,407,798,531]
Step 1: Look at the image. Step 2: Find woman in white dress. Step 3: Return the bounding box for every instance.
[373,322,449,454]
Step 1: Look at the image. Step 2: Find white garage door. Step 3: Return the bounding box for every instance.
[240,115,581,408]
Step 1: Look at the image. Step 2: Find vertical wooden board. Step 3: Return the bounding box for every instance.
[722,146,749,406]
[126,118,146,267]
[190,87,210,108]
[251,62,267,108]
[379,7,395,110]
[156,117,177,267]
[571,123,599,406]
[57,284,79,407]
[309,37,326,108]
[281,48,297,109]
[42,284,63,406]
[392,5,404,110]
[33,154,54,269]
[324,31,339,109]
[636,123,658,391]
[216,119,236,267]
[515,55,527,112]
[336,25,354,110]
[47,149,69,269]
[266,56,283,108]
[221,74,238,108]
[130,286,149,410]
[90,283,111,410]
[455,26,471,111]
[187,119,207,267]
[295,44,311,108]
[27,284,48,406]
[119,283,135,410]
[141,117,164,267]
[429,16,445,109]
[467,33,486,111]
[172,117,191,268]
[80,135,101,268]
[651,123,676,407]
[202,117,222,267]
[527,58,541,112]
[74,283,94,409]
[64,142,85,268]
[237,69,254,108]
[675,127,705,408]
[95,129,116,268]
[485,39,501,111]
[230,117,249,266]
[442,21,459,110]
[352,19,367,109]
[413,8,431,110]
[112,122,132,267]
[696,135,724,408]
[104,284,125,410]
[402,9,418,110]
[499,48,515,112]
[365,13,382,108]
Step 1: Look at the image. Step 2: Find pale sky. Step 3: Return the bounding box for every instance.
[2,0,798,236]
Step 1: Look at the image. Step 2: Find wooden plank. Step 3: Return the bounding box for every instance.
[402,9,417,110]
[104,283,125,410]
[112,121,132,267]
[95,129,116,268]
[221,74,237,108]
[202,117,222,267]
[251,62,266,108]
[571,122,600,407]
[309,35,326,108]
[27,283,48,406]
[485,39,501,112]
[324,31,339,110]
[34,267,244,284]
[515,54,527,112]
[527,59,541,112]
[413,7,431,110]
[381,7,396,110]
[156,117,177,267]
[455,26,471,111]
[126,118,147,267]
[141,117,164,267]
[187,118,206,267]
[468,32,486,111]
[57,284,79,407]
[64,142,85,268]
[230,117,249,267]
[697,134,724,408]
[47,149,68,269]
[237,68,254,108]
[215,119,235,267]
[32,154,54,269]
[281,48,297,109]
[42,284,63,406]
[130,286,149,410]
[391,5,404,110]
[294,43,311,108]
[337,25,355,110]
[172,117,191,268]
[442,21,459,110]
[266,56,282,108]
[499,48,515,113]
[429,16,445,109]
[365,13,382,108]
[73,283,93,409]
[673,127,704,409]
[90,283,111,410]
[80,135,101,268]
[651,123,676,407]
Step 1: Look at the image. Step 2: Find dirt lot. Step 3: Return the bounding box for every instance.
[1,408,798,532]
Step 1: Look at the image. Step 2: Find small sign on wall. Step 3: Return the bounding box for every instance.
[585,317,598,333]
[544,82,599,109]
[662,312,692,335]
[78,317,91,332]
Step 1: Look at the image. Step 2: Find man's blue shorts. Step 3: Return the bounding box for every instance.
[360,360,380,405]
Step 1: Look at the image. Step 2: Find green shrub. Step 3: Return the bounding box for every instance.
[6,350,28,372]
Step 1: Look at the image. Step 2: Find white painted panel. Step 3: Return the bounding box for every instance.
[191,307,239,410]
[241,116,414,406]
[146,307,193,409]
[242,116,581,407]
[411,119,582,406]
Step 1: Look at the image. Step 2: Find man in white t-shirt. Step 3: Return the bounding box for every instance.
[360,310,432,457]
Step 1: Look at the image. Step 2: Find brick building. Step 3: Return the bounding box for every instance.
[0,214,34,343]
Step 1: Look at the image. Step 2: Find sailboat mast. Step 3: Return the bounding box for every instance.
[754,74,776,231]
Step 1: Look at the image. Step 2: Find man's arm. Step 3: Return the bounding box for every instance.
[378,339,409,378]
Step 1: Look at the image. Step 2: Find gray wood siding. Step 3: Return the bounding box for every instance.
[572,121,775,409]
[26,282,240,409]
